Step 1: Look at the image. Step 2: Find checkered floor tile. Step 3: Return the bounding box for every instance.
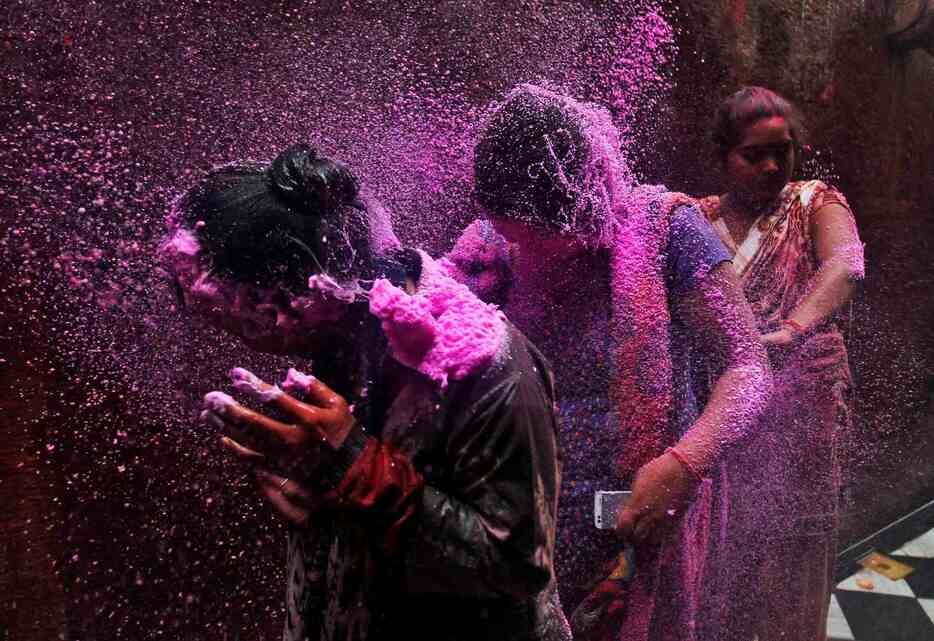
[829,528,934,641]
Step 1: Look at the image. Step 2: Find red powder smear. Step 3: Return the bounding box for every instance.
[368,252,506,388]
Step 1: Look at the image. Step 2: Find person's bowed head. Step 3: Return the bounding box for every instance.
[161,142,510,528]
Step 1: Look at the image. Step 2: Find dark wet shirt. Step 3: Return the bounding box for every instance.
[285,324,569,641]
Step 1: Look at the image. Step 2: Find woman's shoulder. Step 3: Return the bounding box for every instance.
[694,194,723,222]
[786,180,852,214]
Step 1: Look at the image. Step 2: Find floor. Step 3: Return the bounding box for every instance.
[828,526,934,641]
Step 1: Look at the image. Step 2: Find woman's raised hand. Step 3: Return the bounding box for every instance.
[201,367,356,468]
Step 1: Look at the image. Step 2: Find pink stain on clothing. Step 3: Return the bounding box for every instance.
[368,252,506,388]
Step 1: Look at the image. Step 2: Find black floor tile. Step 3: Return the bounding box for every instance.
[896,555,934,600]
[835,590,934,641]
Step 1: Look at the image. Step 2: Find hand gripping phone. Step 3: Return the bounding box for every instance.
[594,490,632,530]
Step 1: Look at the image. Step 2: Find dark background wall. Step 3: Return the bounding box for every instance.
[1,1,932,639]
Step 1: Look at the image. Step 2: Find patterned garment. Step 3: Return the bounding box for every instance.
[698,180,864,641]
[282,321,571,641]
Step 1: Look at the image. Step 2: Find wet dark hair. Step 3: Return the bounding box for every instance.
[712,86,805,162]
[179,143,372,291]
[474,90,589,229]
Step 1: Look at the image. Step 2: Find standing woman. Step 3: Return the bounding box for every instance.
[698,86,865,641]
[461,84,771,641]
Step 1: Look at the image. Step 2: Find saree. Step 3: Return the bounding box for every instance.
[698,180,864,641]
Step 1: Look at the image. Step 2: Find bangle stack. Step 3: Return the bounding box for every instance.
[665,446,703,482]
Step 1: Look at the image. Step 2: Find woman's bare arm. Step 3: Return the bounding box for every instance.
[674,263,771,470]
[617,263,771,543]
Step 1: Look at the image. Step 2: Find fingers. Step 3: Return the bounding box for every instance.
[256,469,313,505]
[203,391,310,447]
[620,508,669,545]
[219,435,265,462]
[281,367,344,409]
[616,506,636,543]
[229,367,285,403]
[255,469,312,525]
[203,409,257,450]
[228,368,334,430]
[634,516,654,544]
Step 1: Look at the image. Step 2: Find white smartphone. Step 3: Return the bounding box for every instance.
[594,490,632,530]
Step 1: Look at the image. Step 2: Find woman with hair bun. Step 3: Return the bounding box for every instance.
[698,86,865,641]
[162,143,571,641]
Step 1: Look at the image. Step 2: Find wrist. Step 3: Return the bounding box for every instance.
[310,424,370,493]
[665,446,704,483]
[781,318,807,335]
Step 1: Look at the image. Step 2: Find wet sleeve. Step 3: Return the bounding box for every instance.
[314,350,559,599]
[665,204,733,296]
[400,368,559,598]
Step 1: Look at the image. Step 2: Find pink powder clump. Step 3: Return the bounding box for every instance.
[229,367,283,403]
[281,368,316,396]
[368,253,506,388]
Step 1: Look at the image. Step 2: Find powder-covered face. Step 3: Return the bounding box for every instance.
[213,287,366,357]
[487,213,588,259]
[725,116,795,205]
[161,226,367,357]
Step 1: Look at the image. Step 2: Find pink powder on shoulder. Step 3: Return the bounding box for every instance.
[368,253,506,388]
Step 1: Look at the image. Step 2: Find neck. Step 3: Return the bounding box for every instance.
[512,242,596,288]
[509,245,610,321]
[723,190,779,221]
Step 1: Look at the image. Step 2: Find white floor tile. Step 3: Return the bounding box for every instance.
[826,594,856,641]
[919,598,934,625]
[836,567,917,598]
[892,528,934,558]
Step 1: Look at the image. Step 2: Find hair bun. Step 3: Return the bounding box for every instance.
[268,143,359,214]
